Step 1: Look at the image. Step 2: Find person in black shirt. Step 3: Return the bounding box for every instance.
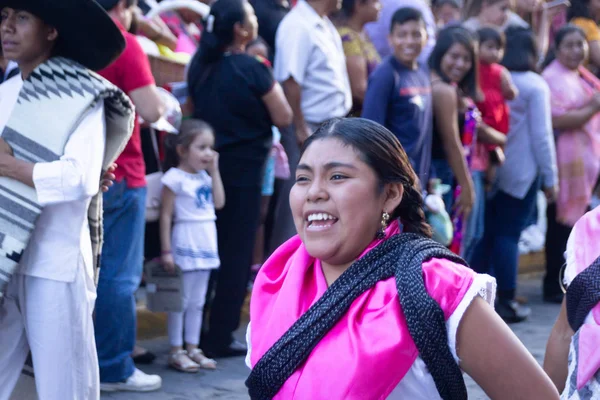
[187,0,292,358]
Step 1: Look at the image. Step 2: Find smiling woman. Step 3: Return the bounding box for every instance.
[244,118,560,400]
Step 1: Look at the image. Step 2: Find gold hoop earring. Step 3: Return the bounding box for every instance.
[376,211,390,240]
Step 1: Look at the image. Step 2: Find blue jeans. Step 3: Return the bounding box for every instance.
[431,159,454,214]
[471,181,539,297]
[94,181,147,382]
[461,171,485,264]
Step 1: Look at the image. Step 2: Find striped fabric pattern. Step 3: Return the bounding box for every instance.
[0,57,134,299]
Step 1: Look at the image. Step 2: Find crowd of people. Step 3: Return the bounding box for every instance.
[1,0,600,398]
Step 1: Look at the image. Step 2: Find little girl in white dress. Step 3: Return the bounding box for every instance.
[159,119,225,373]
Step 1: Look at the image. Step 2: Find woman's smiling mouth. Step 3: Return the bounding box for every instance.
[306,212,339,231]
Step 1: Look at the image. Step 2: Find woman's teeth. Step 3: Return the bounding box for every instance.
[307,213,337,222]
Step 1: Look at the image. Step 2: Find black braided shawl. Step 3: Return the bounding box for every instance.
[246,233,469,400]
[566,255,600,332]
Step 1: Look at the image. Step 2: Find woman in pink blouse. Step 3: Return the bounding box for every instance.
[542,24,600,303]
[245,118,559,399]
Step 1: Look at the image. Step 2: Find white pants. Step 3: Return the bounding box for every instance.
[168,270,211,347]
[0,266,99,400]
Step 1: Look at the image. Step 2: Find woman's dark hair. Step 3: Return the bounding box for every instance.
[301,118,432,238]
[501,26,538,72]
[390,7,424,32]
[163,119,214,171]
[568,0,593,21]
[188,0,248,88]
[428,25,481,99]
[477,26,505,49]
[542,24,587,69]
[340,0,368,17]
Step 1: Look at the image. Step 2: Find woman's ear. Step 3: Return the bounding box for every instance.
[383,182,404,214]
[47,27,58,42]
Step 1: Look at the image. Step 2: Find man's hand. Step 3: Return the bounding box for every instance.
[0,138,14,156]
[295,124,311,148]
[101,163,117,193]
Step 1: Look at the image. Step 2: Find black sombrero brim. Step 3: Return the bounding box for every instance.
[0,0,126,71]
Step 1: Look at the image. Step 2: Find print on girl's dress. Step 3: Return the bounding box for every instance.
[196,186,213,208]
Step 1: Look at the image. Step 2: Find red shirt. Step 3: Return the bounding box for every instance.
[476,62,509,136]
[98,21,155,188]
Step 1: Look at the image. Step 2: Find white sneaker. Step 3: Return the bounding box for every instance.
[100,368,162,392]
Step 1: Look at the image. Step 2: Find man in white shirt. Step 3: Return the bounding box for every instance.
[0,1,129,399]
[270,0,352,249]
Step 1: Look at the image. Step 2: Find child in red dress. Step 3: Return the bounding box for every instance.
[475,26,518,189]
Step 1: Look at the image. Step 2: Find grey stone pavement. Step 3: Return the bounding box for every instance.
[101,273,561,400]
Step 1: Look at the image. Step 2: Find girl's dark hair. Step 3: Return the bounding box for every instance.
[477,26,505,49]
[542,24,587,69]
[567,0,593,20]
[428,25,481,99]
[188,0,248,88]
[390,7,424,32]
[502,26,538,72]
[301,118,432,238]
[163,119,214,171]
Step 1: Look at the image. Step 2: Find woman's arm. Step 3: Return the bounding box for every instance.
[552,93,600,130]
[544,299,574,392]
[262,82,293,129]
[345,55,369,106]
[458,297,561,399]
[533,7,551,62]
[431,81,475,217]
[500,67,518,100]
[478,122,507,146]
[587,41,600,70]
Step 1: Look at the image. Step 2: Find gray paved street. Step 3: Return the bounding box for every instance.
[102,274,561,400]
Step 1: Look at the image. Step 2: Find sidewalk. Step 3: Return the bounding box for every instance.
[101,273,560,400]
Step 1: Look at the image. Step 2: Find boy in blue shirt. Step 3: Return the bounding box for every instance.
[362,7,432,187]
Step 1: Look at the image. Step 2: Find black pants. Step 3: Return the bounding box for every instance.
[544,203,572,297]
[204,183,263,349]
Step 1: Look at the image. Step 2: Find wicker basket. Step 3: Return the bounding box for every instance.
[148,55,187,87]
